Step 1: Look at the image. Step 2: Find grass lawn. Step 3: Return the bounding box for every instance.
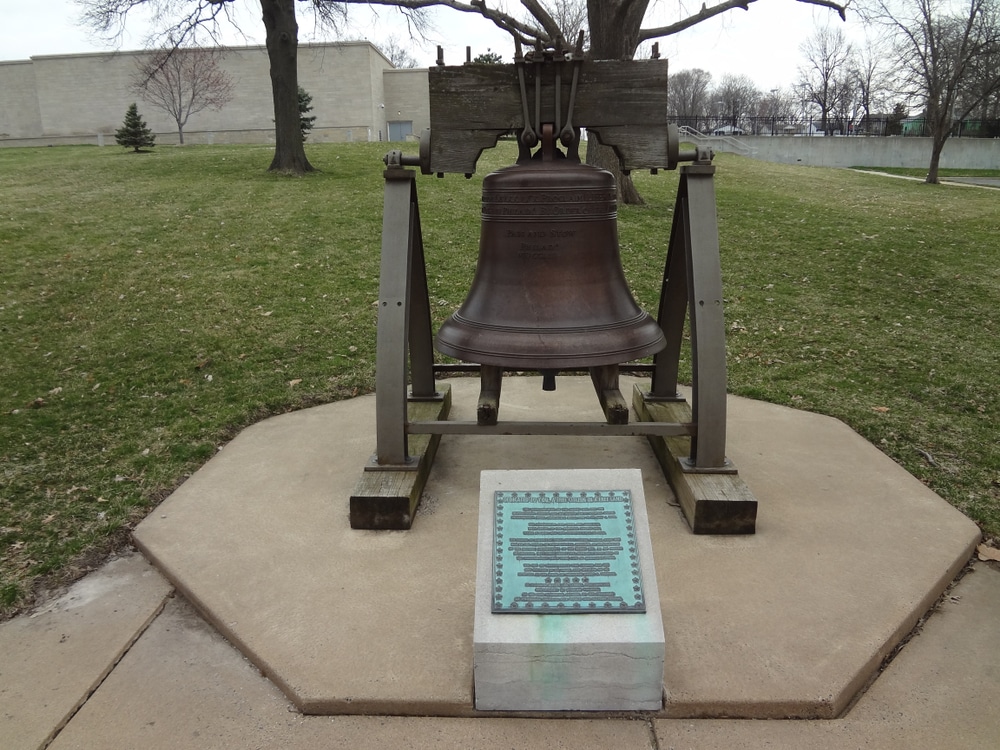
[2,142,998,616]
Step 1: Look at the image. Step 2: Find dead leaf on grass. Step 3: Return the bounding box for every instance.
[871,406,890,413]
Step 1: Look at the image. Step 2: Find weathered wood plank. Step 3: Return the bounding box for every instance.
[426,60,672,174]
[477,365,503,426]
[587,125,674,172]
[428,61,667,130]
[589,365,629,425]
[632,385,757,535]
[350,384,452,530]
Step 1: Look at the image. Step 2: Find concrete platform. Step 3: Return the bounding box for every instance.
[128,376,980,719]
[3,377,999,749]
[5,555,998,749]
[0,554,170,750]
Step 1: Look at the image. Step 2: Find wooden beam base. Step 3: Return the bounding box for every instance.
[632,385,757,534]
[477,366,502,426]
[350,384,452,530]
[590,365,629,425]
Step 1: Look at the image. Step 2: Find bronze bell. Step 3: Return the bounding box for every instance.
[435,125,666,371]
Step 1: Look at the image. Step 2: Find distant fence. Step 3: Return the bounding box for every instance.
[673,116,1000,139]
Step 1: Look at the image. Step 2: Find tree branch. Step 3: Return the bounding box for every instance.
[82,0,241,50]
[638,0,847,44]
[519,0,563,41]
[352,0,553,46]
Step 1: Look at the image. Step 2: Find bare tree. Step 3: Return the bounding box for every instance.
[954,4,1000,130]
[79,0,848,179]
[712,74,762,133]
[755,87,796,134]
[542,0,589,46]
[374,0,849,201]
[377,34,419,67]
[860,0,1000,182]
[797,24,854,134]
[668,68,713,122]
[538,0,846,202]
[133,44,235,144]
[851,37,894,133]
[81,1,425,173]
[971,83,1000,128]
[829,68,861,133]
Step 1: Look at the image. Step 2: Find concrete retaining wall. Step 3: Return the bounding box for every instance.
[717,135,1000,170]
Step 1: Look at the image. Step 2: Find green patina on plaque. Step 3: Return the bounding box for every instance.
[492,489,645,614]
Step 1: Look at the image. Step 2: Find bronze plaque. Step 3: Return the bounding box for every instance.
[492,489,645,614]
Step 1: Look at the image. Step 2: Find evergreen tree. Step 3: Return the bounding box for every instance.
[298,87,316,143]
[115,103,156,152]
[472,49,503,64]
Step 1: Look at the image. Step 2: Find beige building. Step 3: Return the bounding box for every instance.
[0,42,429,147]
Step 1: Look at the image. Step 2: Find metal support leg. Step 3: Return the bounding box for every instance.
[352,161,450,530]
[650,182,691,401]
[374,170,418,467]
[407,192,437,399]
[635,162,756,533]
[681,165,728,469]
[649,166,728,469]
[649,165,726,470]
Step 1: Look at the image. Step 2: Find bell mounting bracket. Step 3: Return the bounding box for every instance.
[512,32,585,156]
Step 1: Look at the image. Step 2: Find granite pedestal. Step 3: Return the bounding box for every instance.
[474,469,665,711]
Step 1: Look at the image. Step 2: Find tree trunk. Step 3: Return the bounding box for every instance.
[925,99,948,184]
[586,137,645,204]
[584,0,649,205]
[261,0,313,174]
[926,137,946,184]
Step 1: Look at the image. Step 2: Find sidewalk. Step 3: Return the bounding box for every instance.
[3,378,998,749]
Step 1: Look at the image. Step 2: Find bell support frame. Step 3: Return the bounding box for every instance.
[349,58,757,534]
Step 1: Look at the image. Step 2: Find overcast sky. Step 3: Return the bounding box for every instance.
[1,0,868,92]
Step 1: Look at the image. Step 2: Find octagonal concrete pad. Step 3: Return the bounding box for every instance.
[133,376,979,718]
